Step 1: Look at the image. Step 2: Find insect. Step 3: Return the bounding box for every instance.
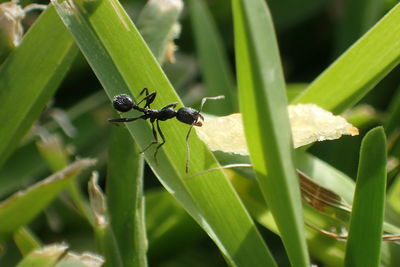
[108,88,224,172]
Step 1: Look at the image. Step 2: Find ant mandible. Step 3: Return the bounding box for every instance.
[108,88,224,172]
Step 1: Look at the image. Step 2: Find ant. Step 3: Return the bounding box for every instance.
[108,88,224,172]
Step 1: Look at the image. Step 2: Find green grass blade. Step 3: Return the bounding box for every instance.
[0,6,78,167]
[188,0,236,115]
[52,0,275,265]
[13,228,41,256]
[16,244,67,267]
[384,87,400,134]
[107,127,147,267]
[88,173,124,267]
[335,0,384,54]
[0,159,95,241]
[293,4,400,113]
[344,127,387,267]
[136,0,183,64]
[232,0,309,266]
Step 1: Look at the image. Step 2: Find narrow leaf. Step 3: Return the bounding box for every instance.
[53,0,275,265]
[345,127,387,266]
[233,0,309,266]
[16,244,68,267]
[0,158,96,241]
[0,6,78,167]
[106,127,147,267]
[293,4,400,113]
[189,0,236,114]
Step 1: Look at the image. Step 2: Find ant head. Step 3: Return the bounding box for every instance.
[177,107,204,126]
[113,94,133,112]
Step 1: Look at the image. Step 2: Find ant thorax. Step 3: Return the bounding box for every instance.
[153,108,177,121]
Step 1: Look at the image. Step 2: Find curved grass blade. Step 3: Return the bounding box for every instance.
[293,4,400,113]
[52,0,276,265]
[16,244,68,267]
[0,6,78,167]
[106,127,147,267]
[232,0,309,266]
[188,0,236,115]
[344,127,387,267]
[0,159,96,242]
[334,0,384,55]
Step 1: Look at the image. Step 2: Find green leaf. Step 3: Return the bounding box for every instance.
[88,172,123,267]
[293,4,400,113]
[136,0,183,64]
[145,189,203,260]
[384,87,400,134]
[13,228,41,256]
[106,127,147,267]
[16,244,67,267]
[188,0,236,115]
[0,159,96,241]
[232,0,309,266]
[0,6,78,167]
[52,0,275,265]
[345,127,387,267]
[334,0,384,54]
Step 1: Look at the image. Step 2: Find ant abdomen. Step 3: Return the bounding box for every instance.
[113,94,134,112]
[177,107,204,126]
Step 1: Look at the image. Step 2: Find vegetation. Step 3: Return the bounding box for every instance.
[0,0,399,266]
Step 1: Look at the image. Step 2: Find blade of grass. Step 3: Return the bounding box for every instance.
[88,172,123,267]
[335,0,384,55]
[344,127,387,267]
[0,6,78,167]
[52,0,276,265]
[293,4,400,113]
[106,127,147,267]
[0,159,95,241]
[16,244,67,267]
[232,0,309,266]
[136,0,183,64]
[188,0,236,115]
[13,228,41,256]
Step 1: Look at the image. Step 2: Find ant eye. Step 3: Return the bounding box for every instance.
[113,94,133,112]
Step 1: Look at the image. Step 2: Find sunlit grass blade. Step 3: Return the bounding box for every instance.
[107,127,147,267]
[52,0,275,265]
[188,0,236,115]
[0,6,78,167]
[232,0,309,266]
[136,0,183,64]
[13,228,41,256]
[0,158,95,241]
[293,4,400,113]
[16,244,67,267]
[345,127,387,266]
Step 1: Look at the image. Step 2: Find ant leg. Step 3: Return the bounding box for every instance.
[108,114,147,123]
[154,120,166,163]
[160,102,178,110]
[137,88,157,108]
[141,121,159,153]
[185,124,195,173]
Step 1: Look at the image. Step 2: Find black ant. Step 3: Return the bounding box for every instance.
[108,88,224,172]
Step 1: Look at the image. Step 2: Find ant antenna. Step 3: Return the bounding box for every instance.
[187,163,252,178]
[185,95,225,173]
